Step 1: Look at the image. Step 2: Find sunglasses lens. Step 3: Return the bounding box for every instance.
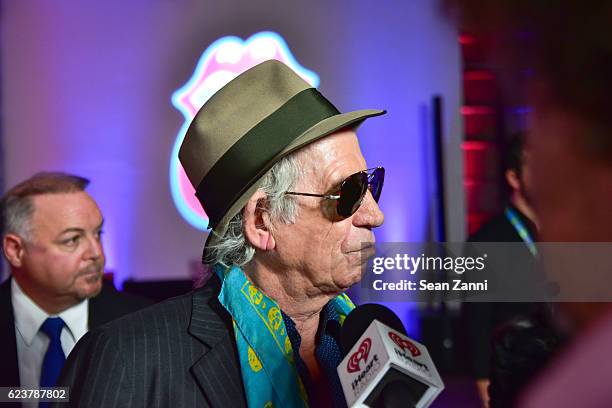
[368,167,385,202]
[337,172,368,218]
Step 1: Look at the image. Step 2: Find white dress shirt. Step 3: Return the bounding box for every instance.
[11,278,88,402]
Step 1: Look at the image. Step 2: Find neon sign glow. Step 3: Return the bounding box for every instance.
[170,31,319,229]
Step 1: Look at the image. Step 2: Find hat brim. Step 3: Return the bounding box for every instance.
[202,108,385,262]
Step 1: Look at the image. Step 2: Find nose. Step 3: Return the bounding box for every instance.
[84,234,104,262]
[352,190,384,228]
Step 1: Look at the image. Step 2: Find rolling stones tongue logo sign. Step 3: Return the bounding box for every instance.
[170,31,319,229]
[389,332,421,357]
[347,338,372,373]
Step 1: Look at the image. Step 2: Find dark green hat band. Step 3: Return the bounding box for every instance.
[196,87,340,230]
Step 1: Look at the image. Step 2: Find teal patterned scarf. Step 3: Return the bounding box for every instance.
[214,264,354,408]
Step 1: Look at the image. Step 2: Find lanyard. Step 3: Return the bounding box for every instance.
[505,207,538,256]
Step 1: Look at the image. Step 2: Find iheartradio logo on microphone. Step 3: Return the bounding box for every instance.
[348,337,381,394]
[347,338,371,373]
[389,332,421,357]
[389,331,431,375]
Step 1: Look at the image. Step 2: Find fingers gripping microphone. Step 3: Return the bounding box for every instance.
[338,304,444,408]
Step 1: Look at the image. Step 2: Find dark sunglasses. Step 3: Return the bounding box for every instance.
[285,167,385,218]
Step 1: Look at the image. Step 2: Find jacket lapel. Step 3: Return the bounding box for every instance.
[0,278,21,387]
[188,276,246,408]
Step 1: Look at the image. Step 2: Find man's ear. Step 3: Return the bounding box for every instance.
[505,168,521,192]
[242,191,276,251]
[3,233,26,268]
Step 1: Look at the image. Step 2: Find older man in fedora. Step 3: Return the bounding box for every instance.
[58,60,385,408]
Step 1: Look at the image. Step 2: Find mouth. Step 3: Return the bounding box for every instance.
[345,243,377,265]
[346,242,376,254]
[78,264,103,279]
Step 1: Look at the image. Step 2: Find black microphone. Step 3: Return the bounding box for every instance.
[337,304,444,408]
[341,303,407,355]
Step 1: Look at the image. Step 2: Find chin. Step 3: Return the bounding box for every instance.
[336,268,363,291]
[76,277,103,299]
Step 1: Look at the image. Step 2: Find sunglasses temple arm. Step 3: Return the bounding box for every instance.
[285,192,340,200]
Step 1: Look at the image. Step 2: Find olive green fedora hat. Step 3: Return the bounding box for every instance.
[178,59,385,262]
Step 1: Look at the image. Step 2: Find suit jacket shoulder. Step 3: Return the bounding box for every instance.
[88,281,154,328]
[57,276,246,408]
[0,278,20,390]
[468,205,537,243]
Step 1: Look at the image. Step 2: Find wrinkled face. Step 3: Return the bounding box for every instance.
[20,191,105,302]
[270,129,384,295]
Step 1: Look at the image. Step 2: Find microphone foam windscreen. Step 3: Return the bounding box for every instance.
[340,303,406,357]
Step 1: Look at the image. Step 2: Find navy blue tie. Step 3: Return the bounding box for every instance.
[39,317,66,388]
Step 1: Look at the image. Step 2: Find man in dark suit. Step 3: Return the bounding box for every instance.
[463,134,540,407]
[59,60,386,407]
[0,172,151,405]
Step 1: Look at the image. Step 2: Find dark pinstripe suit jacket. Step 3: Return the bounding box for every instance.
[56,275,247,408]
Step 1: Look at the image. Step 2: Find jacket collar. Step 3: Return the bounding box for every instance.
[188,274,247,408]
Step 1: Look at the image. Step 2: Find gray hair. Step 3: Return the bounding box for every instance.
[0,172,89,241]
[204,153,303,266]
